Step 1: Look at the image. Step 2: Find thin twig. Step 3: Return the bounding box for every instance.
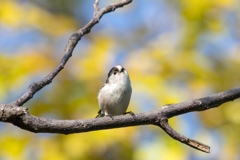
[94,0,100,16]
[158,118,210,153]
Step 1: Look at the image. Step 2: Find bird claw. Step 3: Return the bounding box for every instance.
[106,114,114,120]
[124,111,136,118]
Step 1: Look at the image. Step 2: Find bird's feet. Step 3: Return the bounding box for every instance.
[124,111,136,118]
[106,114,114,120]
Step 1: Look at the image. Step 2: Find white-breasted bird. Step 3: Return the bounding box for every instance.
[96,65,132,118]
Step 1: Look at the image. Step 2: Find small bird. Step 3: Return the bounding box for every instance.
[96,65,132,118]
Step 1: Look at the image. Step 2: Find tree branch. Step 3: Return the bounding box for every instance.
[10,0,133,106]
[158,118,210,153]
[2,0,240,154]
[1,87,240,153]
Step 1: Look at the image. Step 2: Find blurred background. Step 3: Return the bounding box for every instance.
[0,0,240,159]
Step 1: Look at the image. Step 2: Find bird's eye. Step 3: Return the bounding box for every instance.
[113,72,117,75]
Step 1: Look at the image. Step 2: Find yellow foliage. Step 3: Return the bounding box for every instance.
[181,0,212,20]
[41,138,68,160]
[75,36,115,82]
[225,103,240,124]
[0,135,27,159]
[0,0,77,36]
[0,51,54,101]
[133,137,187,160]
[213,0,236,8]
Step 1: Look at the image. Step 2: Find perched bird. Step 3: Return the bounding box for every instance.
[96,65,132,118]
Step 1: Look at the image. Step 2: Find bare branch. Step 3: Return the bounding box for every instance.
[2,87,240,153]
[10,0,133,106]
[158,118,210,153]
[94,0,100,16]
